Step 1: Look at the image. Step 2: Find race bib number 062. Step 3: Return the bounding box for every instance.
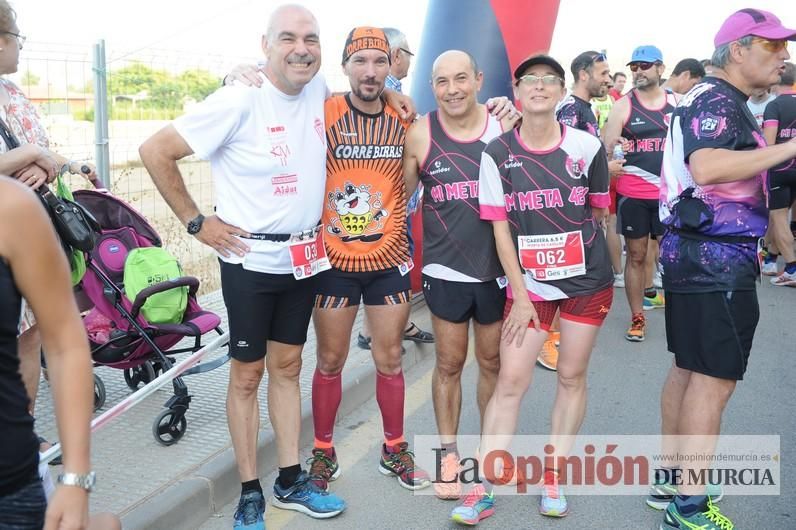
[518,230,586,281]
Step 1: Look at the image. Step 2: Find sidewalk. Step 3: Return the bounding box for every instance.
[33,290,435,529]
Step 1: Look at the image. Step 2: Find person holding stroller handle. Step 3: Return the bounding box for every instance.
[0,0,99,453]
[0,175,94,529]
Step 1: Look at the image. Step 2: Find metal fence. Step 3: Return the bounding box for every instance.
[15,40,261,292]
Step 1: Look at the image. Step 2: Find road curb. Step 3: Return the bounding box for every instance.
[121,299,434,530]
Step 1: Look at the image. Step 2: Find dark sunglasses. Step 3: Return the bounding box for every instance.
[629,61,660,72]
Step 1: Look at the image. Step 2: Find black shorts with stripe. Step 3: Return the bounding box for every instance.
[314,266,411,308]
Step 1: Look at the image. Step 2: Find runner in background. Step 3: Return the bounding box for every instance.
[761,62,796,284]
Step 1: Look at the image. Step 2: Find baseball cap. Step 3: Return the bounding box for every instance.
[714,9,796,47]
[342,26,391,65]
[627,45,663,65]
[513,54,566,81]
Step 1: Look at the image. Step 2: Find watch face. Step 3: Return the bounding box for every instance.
[187,215,204,235]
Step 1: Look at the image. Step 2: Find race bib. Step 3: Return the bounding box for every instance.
[398,260,415,276]
[289,227,331,280]
[518,230,586,281]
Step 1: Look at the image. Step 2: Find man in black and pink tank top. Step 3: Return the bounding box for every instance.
[402,50,519,501]
[602,45,678,342]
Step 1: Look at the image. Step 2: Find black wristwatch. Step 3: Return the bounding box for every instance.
[187,214,205,235]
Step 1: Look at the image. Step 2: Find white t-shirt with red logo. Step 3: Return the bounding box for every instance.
[174,74,329,273]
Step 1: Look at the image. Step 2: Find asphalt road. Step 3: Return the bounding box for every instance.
[200,279,794,530]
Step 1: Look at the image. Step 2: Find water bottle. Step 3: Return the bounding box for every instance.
[612,144,624,160]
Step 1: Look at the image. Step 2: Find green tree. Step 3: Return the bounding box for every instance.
[108,62,170,99]
[177,69,220,102]
[21,70,40,86]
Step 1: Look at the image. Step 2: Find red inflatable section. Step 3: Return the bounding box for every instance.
[491,0,561,71]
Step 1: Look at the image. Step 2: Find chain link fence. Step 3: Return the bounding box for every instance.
[15,40,260,292]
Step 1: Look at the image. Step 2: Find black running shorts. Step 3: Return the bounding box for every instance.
[314,267,411,308]
[616,194,664,239]
[422,274,506,325]
[219,261,315,362]
[664,290,759,380]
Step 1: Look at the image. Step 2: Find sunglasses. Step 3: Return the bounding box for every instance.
[751,37,788,53]
[629,62,660,72]
[588,52,607,65]
[517,74,563,86]
[399,47,414,57]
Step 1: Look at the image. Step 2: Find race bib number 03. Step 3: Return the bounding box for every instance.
[289,229,331,280]
[518,230,586,281]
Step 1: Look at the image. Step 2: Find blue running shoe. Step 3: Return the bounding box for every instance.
[450,484,495,526]
[661,498,734,529]
[271,470,346,519]
[539,470,569,517]
[233,490,265,530]
[646,481,724,510]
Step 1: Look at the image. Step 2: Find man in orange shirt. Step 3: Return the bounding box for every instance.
[308,27,431,495]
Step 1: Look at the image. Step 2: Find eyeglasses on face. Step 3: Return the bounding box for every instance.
[751,37,788,53]
[1,31,25,49]
[517,74,563,86]
[629,61,660,72]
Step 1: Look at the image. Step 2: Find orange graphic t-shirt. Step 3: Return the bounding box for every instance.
[323,94,410,272]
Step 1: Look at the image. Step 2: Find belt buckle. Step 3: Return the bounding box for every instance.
[291,225,320,242]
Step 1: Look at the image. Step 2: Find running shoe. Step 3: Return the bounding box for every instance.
[643,291,665,310]
[307,447,340,491]
[357,333,371,350]
[537,332,559,371]
[233,490,265,530]
[379,442,431,490]
[539,469,568,517]
[434,452,462,500]
[761,260,778,276]
[271,471,346,519]
[625,313,646,342]
[614,273,625,288]
[661,498,734,530]
[450,484,495,526]
[770,270,796,287]
[646,481,724,510]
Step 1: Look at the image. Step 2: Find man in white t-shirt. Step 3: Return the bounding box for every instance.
[139,5,345,528]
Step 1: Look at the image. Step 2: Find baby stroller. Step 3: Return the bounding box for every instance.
[72,189,229,446]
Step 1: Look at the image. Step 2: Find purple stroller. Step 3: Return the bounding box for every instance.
[73,189,228,446]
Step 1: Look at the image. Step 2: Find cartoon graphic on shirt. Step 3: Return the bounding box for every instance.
[327,183,388,242]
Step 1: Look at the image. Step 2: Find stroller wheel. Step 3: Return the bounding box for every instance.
[152,409,188,446]
[124,361,157,391]
[93,374,106,412]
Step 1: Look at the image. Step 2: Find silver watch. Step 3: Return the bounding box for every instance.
[57,471,96,492]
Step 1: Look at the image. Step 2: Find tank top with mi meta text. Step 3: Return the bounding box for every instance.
[418,109,505,282]
[616,89,678,199]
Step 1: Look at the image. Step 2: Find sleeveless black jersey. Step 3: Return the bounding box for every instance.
[0,258,38,496]
[418,110,504,281]
[617,90,677,198]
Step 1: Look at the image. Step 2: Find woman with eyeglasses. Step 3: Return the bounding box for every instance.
[449,55,612,525]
